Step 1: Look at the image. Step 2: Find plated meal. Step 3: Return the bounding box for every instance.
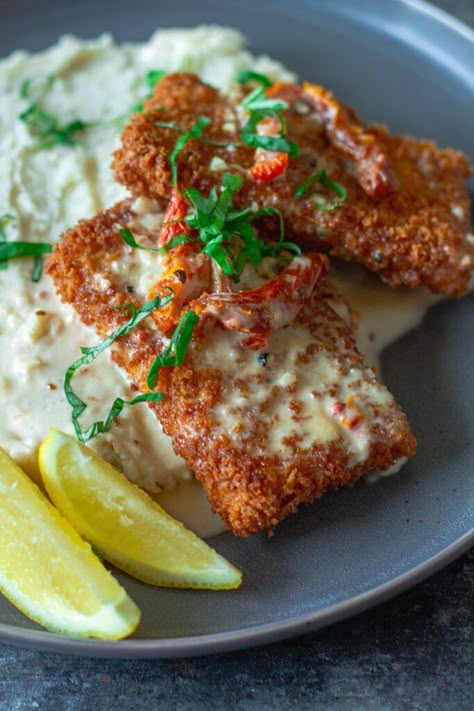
[0,26,472,639]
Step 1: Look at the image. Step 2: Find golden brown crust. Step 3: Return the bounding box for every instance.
[112,73,474,296]
[155,305,415,536]
[47,205,416,537]
[46,200,140,334]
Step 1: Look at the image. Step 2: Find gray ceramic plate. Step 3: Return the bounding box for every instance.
[0,0,473,658]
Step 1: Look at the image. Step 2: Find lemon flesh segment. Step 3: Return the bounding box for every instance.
[39,429,242,590]
[0,446,140,639]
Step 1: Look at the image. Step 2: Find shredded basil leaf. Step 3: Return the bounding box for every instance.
[0,241,53,261]
[250,207,301,258]
[154,120,186,133]
[146,70,167,90]
[20,75,54,101]
[132,69,167,112]
[72,390,166,444]
[65,293,174,443]
[20,69,165,142]
[20,105,87,147]
[242,88,288,115]
[19,76,90,148]
[167,172,301,282]
[295,169,347,210]
[0,214,15,271]
[241,128,299,157]
[120,226,197,257]
[0,214,51,281]
[180,56,195,72]
[237,70,272,89]
[167,116,211,187]
[118,228,162,253]
[31,256,44,283]
[154,120,241,149]
[147,311,199,389]
[162,234,199,252]
[240,87,299,158]
[183,173,247,280]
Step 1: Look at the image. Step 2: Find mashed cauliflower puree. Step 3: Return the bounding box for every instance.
[0,27,436,536]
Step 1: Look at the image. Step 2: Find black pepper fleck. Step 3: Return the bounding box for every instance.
[126,285,134,293]
[258,352,270,366]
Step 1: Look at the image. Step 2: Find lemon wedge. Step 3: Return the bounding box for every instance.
[39,429,242,590]
[0,445,140,639]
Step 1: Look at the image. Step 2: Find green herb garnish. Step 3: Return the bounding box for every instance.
[20,68,166,144]
[241,89,288,115]
[147,70,167,89]
[240,85,299,158]
[241,114,299,156]
[120,223,199,258]
[65,293,174,443]
[20,106,87,147]
[0,213,51,281]
[159,116,211,187]
[19,76,89,148]
[161,173,300,282]
[0,241,53,261]
[251,207,302,258]
[237,70,272,89]
[20,75,53,100]
[0,214,15,271]
[180,56,195,72]
[295,169,347,210]
[132,69,167,113]
[161,233,199,251]
[118,228,162,253]
[31,256,45,283]
[154,120,240,149]
[147,311,199,389]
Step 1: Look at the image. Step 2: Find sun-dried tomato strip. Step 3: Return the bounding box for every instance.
[190,252,329,348]
[159,187,190,247]
[149,190,210,332]
[303,82,397,199]
[249,151,289,181]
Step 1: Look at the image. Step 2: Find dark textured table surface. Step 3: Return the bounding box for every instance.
[0,550,472,710]
[1,1,473,709]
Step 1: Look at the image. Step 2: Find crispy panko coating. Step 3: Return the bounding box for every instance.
[47,203,416,536]
[156,306,415,536]
[112,73,473,296]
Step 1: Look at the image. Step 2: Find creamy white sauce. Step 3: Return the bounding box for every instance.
[197,316,394,469]
[0,28,449,537]
[326,262,440,369]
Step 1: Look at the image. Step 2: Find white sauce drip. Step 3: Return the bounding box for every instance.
[0,28,450,537]
[197,317,394,469]
[326,262,439,369]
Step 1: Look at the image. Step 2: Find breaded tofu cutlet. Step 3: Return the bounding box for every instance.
[47,201,416,536]
[113,72,474,297]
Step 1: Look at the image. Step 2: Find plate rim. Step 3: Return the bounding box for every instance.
[401,0,474,42]
[0,0,473,658]
[0,530,472,658]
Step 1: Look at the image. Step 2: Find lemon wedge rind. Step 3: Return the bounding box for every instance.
[0,446,141,639]
[39,429,242,590]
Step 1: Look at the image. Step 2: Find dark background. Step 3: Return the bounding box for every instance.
[0,1,472,709]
